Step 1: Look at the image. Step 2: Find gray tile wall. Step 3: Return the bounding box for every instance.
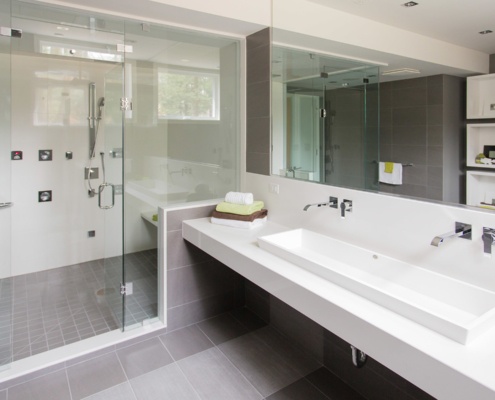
[166,206,245,331]
[380,75,465,202]
[244,286,434,400]
[246,28,271,175]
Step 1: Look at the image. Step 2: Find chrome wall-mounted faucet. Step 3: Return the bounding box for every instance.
[482,227,495,255]
[340,199,352,218]
[303,196,338,211]
[430,222,472,247]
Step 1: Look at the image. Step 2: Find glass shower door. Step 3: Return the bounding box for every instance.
[102,64,125,329]
[0,0,12,370]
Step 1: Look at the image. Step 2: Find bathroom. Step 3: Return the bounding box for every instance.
[1,0,495,399]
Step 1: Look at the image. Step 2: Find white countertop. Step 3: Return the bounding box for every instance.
[182,218,495,400]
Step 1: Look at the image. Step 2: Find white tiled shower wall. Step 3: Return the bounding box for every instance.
[7,54,119,277]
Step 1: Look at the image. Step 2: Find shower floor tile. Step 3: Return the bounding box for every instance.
[0,249,158,364]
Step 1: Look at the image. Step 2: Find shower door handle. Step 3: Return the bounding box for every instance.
[98,183,115,210]
[0,202,13,208]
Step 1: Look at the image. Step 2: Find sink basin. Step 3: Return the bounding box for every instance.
[257,228,495,344]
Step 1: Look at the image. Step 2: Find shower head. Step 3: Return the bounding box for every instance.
[97,97,105,119]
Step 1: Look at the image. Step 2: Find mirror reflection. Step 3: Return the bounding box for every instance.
[271,45,467,205]
[271,46,379,192]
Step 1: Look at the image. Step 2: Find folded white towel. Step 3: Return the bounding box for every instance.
[211,216,267,229]
[379,162,402,185]
[224,191,254,205]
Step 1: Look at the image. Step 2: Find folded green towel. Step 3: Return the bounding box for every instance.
[216,200,264,215]
[384,162,394,173]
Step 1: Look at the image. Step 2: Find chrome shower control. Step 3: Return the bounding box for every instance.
[39,150,52,161]
[38,191,52,202]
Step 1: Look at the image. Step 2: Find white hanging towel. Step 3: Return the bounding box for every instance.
[379,162,402,185]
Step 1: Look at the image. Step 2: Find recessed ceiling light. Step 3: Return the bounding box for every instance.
[56,26,69,31]
[479,30,493,35]
[402,1,418,7]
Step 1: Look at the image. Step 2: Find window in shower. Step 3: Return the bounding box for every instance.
[157,68,220,120]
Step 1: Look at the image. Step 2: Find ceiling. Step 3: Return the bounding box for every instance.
[25,0,494,80]
[308,0,495,54]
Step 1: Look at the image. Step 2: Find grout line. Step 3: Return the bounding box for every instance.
[64,368,74,400]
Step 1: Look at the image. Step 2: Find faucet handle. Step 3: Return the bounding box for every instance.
[482,227,495,255]
[340,199,352,219]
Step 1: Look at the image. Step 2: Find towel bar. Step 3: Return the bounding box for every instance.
[372,161,414,167]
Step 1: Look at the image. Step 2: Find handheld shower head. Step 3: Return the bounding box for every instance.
[97,97,105,119]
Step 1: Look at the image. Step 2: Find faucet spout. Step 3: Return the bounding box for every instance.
[430,222,472,247]
[303,196,338,211]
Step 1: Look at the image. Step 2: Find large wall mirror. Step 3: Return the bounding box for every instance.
[272,46,380,192]
[270,26,483,207]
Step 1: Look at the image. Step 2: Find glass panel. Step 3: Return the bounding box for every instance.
[102,64,125,329]
[0,0,12,370]
[7,0,125,360]
[122,22,240,329]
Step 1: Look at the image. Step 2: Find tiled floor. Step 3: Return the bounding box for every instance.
[0,309,366,400]
[0,249,157,365]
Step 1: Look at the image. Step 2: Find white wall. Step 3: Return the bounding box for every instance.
[246,173,495,292]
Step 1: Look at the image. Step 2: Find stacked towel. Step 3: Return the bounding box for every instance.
[212,193,267,229]
[379,162,402,185]
[216,200,264,215]
[225,191,254,205]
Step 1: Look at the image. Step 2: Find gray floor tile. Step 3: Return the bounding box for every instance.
[66,353,127,400]
[160,325,214,361]
[116,337,173,379]
[219,331,307,397]
[8,370,71,400]
[131,363,200,400]
[305,367,367,400]
[230,307,268,331]
[82,382,137,400]
[178,347,262,400]
[252,327,321,376]
[265,378,330,400]
[0,250,156,362]
[197,313,248,345]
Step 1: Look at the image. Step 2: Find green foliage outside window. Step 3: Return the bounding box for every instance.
[158,70,219,120]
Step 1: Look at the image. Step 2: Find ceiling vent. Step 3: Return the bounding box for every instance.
[381,68,420,77]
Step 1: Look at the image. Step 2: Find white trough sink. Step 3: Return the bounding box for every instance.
[257,229,495,344]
